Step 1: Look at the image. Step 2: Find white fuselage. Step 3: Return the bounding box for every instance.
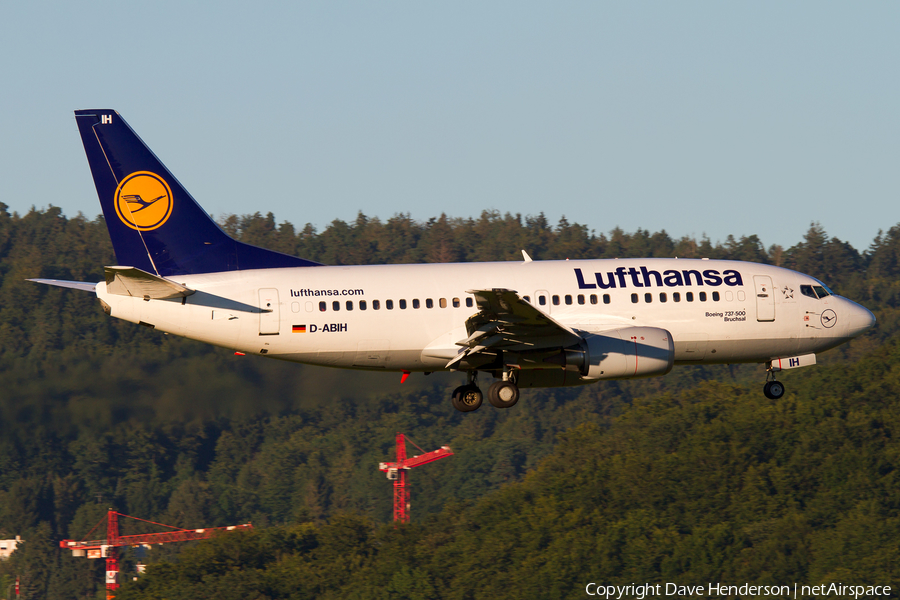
[95,258,875,375]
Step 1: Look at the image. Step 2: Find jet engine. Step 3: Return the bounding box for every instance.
[579,326,674,380]
[512,326,674,388]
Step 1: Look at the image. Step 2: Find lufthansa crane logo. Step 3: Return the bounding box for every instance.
[113,171,173,231]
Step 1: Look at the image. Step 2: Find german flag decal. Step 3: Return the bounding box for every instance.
[292,325,306,333]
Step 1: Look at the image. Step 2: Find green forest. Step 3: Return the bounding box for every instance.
[0,203,898,599]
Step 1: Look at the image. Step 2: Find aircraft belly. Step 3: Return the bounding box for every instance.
[279,349,424,370]
[673,337,799,364]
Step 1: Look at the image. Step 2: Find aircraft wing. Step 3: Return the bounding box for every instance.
[446,288,582,369]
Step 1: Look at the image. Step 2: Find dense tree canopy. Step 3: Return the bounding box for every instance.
[0,203,897,598]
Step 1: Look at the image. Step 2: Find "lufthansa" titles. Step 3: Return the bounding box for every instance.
[574,267,743,290]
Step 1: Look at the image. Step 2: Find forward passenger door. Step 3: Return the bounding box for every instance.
[754,276,775,322]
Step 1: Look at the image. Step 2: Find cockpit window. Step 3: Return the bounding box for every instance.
[801,284,833,300]
[813,279,834,296]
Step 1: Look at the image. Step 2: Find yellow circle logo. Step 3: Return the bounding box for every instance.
[113,171,173,231]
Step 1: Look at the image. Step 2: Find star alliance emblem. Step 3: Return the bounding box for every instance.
[782,286,794,299]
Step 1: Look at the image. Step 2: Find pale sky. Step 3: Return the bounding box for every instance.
[2,2,898,253]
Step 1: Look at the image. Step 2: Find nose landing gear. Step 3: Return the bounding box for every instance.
[763,363,785,399]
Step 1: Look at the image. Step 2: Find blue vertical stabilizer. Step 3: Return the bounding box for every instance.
[74,110,321,276]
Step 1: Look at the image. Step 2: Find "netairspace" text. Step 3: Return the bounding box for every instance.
[584,582,892,599]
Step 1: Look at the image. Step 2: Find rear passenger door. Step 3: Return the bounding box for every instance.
[258,288,281,335]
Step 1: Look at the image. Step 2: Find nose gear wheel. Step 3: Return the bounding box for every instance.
[763,380,785,399]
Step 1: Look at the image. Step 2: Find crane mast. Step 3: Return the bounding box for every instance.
[379,433,453,523]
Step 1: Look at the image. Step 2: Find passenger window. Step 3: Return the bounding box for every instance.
[413,299,420,309]
[523,296,530,303]
[552,295,560,306]
[319,301,326,312]
[699,292,707,302]
[333,301,340,311]
[452,297,460,307]
[603,294,610,304]
[712,291,720,301]
[644,293,652,303]
[399,299,407,309]
[386,300,394,310]
[440,298,447,308]
[425,299,433,309]
[359,300,367,310]
[373,300,380,310]
[631,293,639,304]
[466,298,474,308]
[590,294,598,305]
[565,295,573,305]
[686,292,694,302]
[539,296,546,306]
[673,292,680,302]
[346,300,353,311]
[660,293,667,303]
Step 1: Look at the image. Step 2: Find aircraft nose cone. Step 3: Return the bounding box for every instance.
[846,303,876,338]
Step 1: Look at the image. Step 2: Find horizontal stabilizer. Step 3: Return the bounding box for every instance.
[27,279,97,293]
[104,266,195,300]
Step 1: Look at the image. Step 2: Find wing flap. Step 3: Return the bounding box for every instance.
[444,288,583,369]
[464,289,581,340]
[104,266,195,300]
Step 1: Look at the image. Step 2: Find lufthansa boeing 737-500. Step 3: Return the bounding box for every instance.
[29,110,876,412]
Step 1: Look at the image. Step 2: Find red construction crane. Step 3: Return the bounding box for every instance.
[379,432,453,523]
[60,509,252,599]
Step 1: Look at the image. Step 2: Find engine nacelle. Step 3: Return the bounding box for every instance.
[510,326,674,387]
[580,326,674,381]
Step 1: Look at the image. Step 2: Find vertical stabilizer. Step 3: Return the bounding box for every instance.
[74,110,320,276]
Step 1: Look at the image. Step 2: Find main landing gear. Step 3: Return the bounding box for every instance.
[451,371,520,412]
[488,380,520,408]
[763,363,786,400]
[451,382,483,412]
